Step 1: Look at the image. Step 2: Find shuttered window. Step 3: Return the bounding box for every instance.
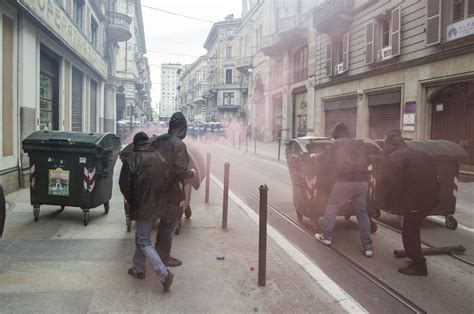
[90,79,97,132]
[391,6,401,56]
[325,108,357,138]
[2,15,14,157]
[426,0,441,46]
[342,32,350,72]
[365,21,375,64]
[326,40,332,76]
[71,67,83,132]
[368,104,401,140]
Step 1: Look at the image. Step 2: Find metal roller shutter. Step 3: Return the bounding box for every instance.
[71,67,83,132]
[325,108,357,138]
[90,80,97,132]
[368,104,400,139]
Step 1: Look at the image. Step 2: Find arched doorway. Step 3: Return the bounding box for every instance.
[253,76,266,140]
[431,81,474,165]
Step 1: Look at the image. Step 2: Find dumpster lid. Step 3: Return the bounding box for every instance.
[22,131,120,150]
[406,140,470,162]
[289,137,382,155]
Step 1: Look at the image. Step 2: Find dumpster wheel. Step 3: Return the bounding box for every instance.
[372,208,381,219]
[33,206,40,222]
[83,210,89,226]
[445,215,458,230]
[104,202,110,214]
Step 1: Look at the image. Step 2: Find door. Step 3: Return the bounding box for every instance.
[40,51,59,130]
[90,79,98,132]
[368,104,400,139]
[325,108,357,138]
[293,92,307,138]
[71,67,83,132]
[272,94,282,140]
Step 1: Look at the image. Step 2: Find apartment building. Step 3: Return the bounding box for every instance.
[178,55,208,122]
[204,14,243,122]
[113,0,150,126]
[312,0,474,170]
[159,63,182,120]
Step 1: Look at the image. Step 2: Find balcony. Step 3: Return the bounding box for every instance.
[313,0,354,33]
[236,56,253,73]
[107,11,132,42]
[261,13,308,56]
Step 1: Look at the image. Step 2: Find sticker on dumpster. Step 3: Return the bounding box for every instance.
[48,168,70,196]
[79,157,86,164]
[83,167,96,193]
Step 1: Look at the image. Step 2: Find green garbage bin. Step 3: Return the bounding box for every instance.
[22,131,121,225]
[285,137,381,232]
[373,139,470,230]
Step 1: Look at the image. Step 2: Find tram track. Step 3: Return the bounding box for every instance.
[211,145,474,267]
[210,164,426,314]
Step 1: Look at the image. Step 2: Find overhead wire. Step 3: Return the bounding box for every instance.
[141,4,215,24]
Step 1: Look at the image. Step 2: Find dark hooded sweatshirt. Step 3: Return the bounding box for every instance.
[153,112,194,205]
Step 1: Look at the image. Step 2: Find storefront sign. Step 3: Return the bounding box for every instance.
[447,16,474,42]
[404,101,416,112]
[19,0,107,78]
[403,113,415,125]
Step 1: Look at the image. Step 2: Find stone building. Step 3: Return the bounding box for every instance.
[0,0,150,194]
[204,14,244,122]
[312,0,474,171]
[112,0,150,126]
[178,55,208,122]
[159,63,182,120]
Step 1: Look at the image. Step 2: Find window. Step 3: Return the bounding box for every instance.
[225,69,233,84]
[223,92,235,106]
[225,46,233,59]
[91,17,98,48]
[293,46,308,82]
[452,0,474,21]
[226,29,233,37]
[297,0,303,14]
[381,18,391,47]
[73,0,84,30]
[366,6,400,63]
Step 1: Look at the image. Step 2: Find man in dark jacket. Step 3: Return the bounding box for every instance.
[382,130,439,276]
[314,122,373,257]
[154,112,195,267]
[119,132,174,291]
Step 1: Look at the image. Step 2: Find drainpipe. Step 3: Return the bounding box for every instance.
[17,11,24,189]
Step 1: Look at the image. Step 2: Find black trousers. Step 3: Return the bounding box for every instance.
[402,210,428,264]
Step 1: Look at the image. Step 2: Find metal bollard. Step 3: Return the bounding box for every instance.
[205,153,211,203]
[246,135,248,152]
[258,184,268,287]
[277,138,281,161]
[222,162,230,229]
[238,134,241,149]
[254,136,257,154]
[233,132,235,147]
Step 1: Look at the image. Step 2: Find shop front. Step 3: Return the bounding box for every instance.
[293,90,307,138]
[367,91,401,140]
[323,97,357,138]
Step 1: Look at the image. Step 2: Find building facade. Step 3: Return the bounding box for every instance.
[312,0,474,170]
[159,63,182,120]
[178,55,208,122]
[204,14,244,122]
[113,0,151,126]
[0,0,151,194]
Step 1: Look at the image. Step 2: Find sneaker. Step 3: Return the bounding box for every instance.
[399,262,428,276]
[315,233,332,246]
[164,256,182,267]
[128,268,146,280]
[162,271,174,292]
[363,249,373,257]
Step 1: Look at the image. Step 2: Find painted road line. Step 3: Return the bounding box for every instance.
[211,174,368,314]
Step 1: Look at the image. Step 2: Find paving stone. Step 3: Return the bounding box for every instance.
[0,291,91,313]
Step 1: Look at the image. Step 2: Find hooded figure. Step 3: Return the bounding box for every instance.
[153,112,195,267]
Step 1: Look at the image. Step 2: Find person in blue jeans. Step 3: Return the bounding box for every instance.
[119,132,174,291]
[314,123,373,257]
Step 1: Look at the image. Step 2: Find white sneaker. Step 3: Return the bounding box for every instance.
[315,234,332,246]
[364,249,373,257]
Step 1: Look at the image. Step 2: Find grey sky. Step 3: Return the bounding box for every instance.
[141,0,242,110]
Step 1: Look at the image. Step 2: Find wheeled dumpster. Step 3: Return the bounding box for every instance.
[22,131,121,225]
[286,137,382,232]
[373,140,470,230]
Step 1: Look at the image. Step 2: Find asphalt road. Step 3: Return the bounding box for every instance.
[200,142,474,314]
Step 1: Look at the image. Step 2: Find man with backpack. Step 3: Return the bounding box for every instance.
[381,130,439,276]
[153,112,195,267]
[119,132,174,291]
[314,122,373,257]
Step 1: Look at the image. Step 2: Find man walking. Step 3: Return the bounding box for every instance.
[119,132,174,291]
[314,122,373,257]
[381,130,439,276]
[154,112,195,267]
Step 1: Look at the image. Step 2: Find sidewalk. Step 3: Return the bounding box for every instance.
[0,169,357,312]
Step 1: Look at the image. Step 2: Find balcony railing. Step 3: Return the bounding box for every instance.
[313,0,354,33]
[107,11,132,42]
[236,56,253,73]
[261,13,309,55]
[277,14,307,34]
